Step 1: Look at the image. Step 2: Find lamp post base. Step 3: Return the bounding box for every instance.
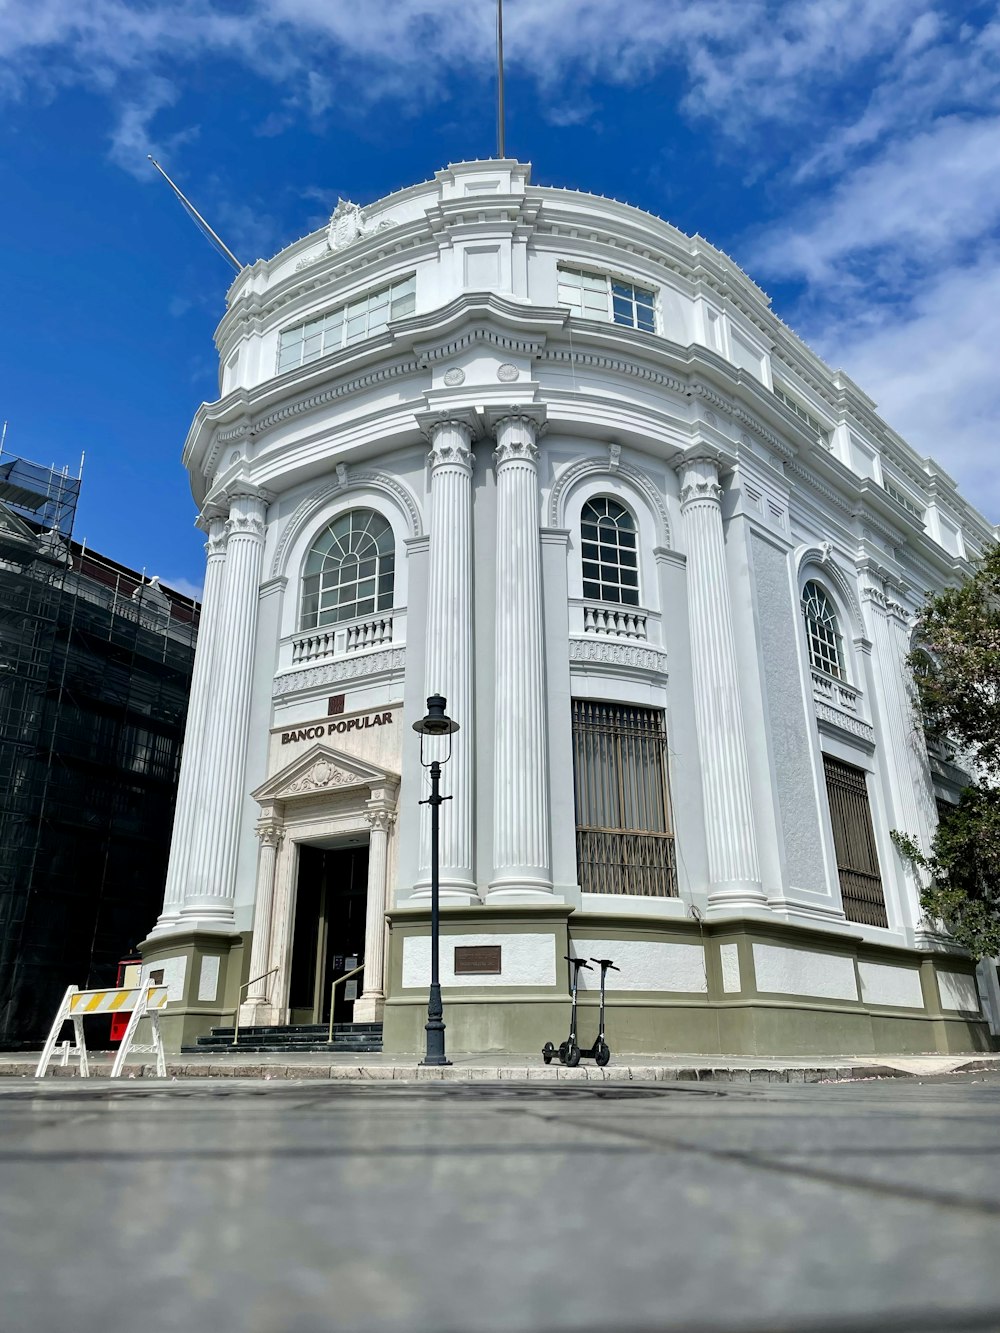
[421,985,451,1066]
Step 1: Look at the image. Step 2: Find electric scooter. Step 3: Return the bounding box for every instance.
[580,957,620,1067]
[542,956,592,1067]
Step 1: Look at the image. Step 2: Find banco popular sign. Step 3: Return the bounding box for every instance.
[280,710,393,745]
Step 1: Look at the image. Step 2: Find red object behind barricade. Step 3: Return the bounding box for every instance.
[109,957,143,1044]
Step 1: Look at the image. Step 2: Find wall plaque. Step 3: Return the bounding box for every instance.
[454,945,502,975]
[328,694,345,716]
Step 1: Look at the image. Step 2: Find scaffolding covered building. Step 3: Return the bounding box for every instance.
[0,451,199,1047]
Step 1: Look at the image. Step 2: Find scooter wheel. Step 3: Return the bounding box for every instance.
[557,1041,569,1064]
[594,1040,610,1068]
[542,1042,554,1065]
[565,1042,581,1068]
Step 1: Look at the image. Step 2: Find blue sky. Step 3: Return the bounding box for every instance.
[2,0,998,596]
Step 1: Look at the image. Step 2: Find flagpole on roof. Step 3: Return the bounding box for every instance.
[146,155,245,274]
[496,0,506,159]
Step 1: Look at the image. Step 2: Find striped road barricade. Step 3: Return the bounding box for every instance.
[35,983,170,1079]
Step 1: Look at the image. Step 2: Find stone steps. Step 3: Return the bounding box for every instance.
[182,1022,383,1056]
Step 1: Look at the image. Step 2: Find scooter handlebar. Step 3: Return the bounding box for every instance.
[590,958,620,970]
[564,955,594,969]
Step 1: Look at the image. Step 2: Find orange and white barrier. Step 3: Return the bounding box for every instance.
[36,984,169,1079]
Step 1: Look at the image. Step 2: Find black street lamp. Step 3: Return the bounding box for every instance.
[412,694,460,1067]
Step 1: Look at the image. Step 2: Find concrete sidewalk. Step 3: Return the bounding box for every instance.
[3,1047,998,1082]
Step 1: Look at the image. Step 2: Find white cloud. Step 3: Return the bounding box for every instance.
[750,115,1000,288]
[161,574,203,601]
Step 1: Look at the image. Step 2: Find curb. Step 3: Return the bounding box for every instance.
[1,1058,994,1084]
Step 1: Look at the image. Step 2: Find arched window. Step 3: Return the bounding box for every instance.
[801,580,844,679]
[580,498,639,606]
[301,510,394,630]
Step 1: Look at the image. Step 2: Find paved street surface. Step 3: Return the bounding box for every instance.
[2,1075,999,1333]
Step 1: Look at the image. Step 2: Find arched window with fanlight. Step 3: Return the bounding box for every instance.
[580,497,639,606]
[801,580,844,679]
[300,509,395,631]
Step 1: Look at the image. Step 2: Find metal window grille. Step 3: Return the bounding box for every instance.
[580,497,640,606]
[802,581,844,679]
[571,700,677,897]
[822,755,888,927]
[300,510,395,630]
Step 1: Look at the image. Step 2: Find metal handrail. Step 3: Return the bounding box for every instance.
[232,967,279,1047]
[328,961,365,1045]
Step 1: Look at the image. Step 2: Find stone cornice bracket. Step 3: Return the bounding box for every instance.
[676,454,723,510]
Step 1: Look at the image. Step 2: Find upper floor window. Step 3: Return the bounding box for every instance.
[802,580,844,679]
[581,498,639,606]
[278,274,416,374]
[557,266,656,333]
[301,510,394,630]
[773,384,831,448]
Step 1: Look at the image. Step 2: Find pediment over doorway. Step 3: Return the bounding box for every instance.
[252,743,399,806]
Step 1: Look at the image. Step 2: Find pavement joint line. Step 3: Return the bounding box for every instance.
[517,1105,1000,1219]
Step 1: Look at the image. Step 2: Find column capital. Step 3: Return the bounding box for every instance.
[489,406,547,468]
[196,502,228,534]
[255,818,284,849]
[365,808,397,834]
[676,454,723,510]
[487,403,547,438]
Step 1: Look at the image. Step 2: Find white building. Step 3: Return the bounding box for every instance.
[142,159,998,1057]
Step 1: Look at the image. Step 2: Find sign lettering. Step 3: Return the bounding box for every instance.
[280,710,393,745]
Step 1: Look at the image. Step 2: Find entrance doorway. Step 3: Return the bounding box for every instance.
[288,843,369,1025]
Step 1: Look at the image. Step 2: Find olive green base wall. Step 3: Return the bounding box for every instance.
[138,928,250,1051]
[382,906,994,1058]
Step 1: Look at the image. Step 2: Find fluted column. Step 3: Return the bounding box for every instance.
[488,410,552,899]
[677,455,764,909]
[150,506,228,935]
[415,415,478,901]
[355,793,397,1022]
[239,815,283,1022]
[180,484,271,930]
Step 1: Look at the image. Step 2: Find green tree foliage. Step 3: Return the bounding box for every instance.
[893,543,1000,958]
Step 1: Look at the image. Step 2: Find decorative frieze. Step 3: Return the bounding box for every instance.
[569,637,668,675]
[272,646,406,698]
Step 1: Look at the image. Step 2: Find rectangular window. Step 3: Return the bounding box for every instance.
[557,266,656,333]
[822,755,888,927]
[571,700,676,897]
[277,274,416,373]
[773,384,830,447]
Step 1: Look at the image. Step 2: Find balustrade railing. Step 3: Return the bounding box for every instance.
[582,602,647,640]
[811,669,862,715]
[292,614,393,664]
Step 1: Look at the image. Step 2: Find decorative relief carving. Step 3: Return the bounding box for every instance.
[256,821,284,848]
[568,638,668,676]
[365,809,397,834]
[497,362,519,382]
[287,758,357,795]
[272,646,406,698]
[607,443,621,473]
[325,198,395,253]
[443,367,465,386]
[814,701,875,744]
[679,479,723,508]
[429,442,473,471]
[493,438,539,466]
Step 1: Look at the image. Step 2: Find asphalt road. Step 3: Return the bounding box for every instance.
[2,1074,999,1333]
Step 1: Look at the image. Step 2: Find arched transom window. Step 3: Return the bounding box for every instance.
[581,498,639,606]
[301,510,395,630]
[801,580,844,679]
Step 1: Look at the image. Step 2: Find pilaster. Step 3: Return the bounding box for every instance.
[355,789,398,1022]
[677,454,765,910]
[487,408,553,900]
[239,813,284,1025]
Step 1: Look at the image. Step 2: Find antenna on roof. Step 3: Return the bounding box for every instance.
[147,155,245,274]
[496,0,506,159]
